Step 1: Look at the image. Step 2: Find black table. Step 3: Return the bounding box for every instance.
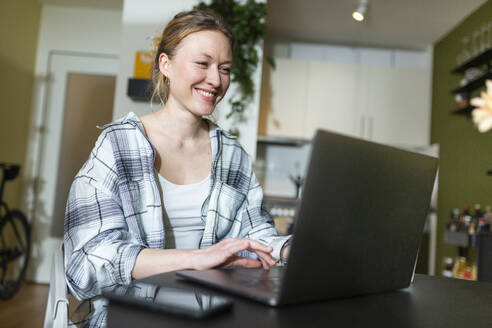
[107,273,492,327]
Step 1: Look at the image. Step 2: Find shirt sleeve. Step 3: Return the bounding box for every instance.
[240,169,292,262]
[63,130,145,300]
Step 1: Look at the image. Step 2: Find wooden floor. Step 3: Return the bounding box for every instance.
[0,283,49,328]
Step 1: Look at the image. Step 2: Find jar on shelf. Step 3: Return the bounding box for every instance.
[452,257,467,279]
[442,257,454,278]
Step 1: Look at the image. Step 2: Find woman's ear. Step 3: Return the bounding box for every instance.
[158,53,170,78]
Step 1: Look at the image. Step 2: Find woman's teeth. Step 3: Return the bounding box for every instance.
[197,89,215,97]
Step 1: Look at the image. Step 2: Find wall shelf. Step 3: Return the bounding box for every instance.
[444,230,478,248]
[449,48,492,115]
[443,231,492,282]
[127,78,153,102]
[451,71,492,94]
[451,48,492,74]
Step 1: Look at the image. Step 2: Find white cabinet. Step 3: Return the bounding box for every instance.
[259,58,360,140]
[304,61,360,139]
[361,65,430,146]
[258,58,308,139]
[356,48,431,145]
[258,46,431,146]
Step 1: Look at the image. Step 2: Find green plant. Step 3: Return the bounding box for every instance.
[193,0,275,136]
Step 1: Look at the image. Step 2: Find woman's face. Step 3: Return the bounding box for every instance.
[159,30,233,117]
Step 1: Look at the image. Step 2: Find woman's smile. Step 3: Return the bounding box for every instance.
[195,87,217,103]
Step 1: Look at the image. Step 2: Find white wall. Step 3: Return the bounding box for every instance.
[25,5,122,282]
[112,0,195,121]
[33,5,122,75]
[114,0,264,158]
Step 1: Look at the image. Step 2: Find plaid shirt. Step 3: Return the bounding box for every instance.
[64,112,290,304]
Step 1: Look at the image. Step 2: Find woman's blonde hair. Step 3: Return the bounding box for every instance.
[150,10,235,105]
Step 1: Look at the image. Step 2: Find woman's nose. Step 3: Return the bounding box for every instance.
[206,67,221,87]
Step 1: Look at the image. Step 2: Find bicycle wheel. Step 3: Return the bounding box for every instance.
[0,210,31,300]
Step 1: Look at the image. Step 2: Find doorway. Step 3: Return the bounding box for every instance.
[51,73,115,237]
[29,52,118,282]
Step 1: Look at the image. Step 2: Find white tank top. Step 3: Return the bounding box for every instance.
[156,172,210,249]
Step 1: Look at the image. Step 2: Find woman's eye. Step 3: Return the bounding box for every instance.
[220,67,231,74]
[196,62,208,67]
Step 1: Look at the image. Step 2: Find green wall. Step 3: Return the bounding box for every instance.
[431,0,492,274]
[0,1,41,208]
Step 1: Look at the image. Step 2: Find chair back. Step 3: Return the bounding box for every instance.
[43,243,68,328]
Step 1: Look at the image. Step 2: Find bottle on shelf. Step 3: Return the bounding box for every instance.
[452,257,467,279]
[461,204,471,232]
[442,257,454,278]
[468,220,476,235]
[472,204,483,234]
[447,208,460,232]
[446,204,492,234]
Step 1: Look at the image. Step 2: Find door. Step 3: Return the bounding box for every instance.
[30,52,118,283]
[52,73,115,237]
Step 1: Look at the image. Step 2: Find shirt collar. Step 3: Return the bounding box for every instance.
[100,112,227,164]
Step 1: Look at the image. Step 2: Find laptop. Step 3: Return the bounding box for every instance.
[177,129,438,306]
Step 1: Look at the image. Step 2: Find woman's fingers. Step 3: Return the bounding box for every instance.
[224,255,262,268]
[224,239,252,255]
[224,239,273,256]
[223,239,275,269]
[255,254,269,270]
[222,238,272,253]
[194,238,276,270]
[253,250,276,267]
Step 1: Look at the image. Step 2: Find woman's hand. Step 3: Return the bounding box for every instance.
[132,238,275,280]
[191,238,276,271]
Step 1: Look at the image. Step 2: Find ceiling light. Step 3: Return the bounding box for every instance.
[352,0,368,22]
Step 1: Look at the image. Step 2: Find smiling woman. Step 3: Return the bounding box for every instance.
[149,10,235,106]
[63,9,291,327]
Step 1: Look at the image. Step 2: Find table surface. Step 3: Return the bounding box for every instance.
[107,273,492,327]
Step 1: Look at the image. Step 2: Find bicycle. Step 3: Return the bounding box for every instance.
[0,163,31,300]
